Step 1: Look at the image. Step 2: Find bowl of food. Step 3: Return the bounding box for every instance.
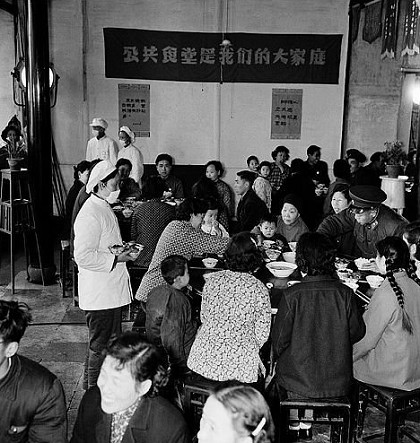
[282,252,296,264]
[366,274,384,289]
[128,243,143,258]
[355,257,377,271]
[265,248,282,262]
[122,208,134,218]
[335,258,349,271]
[266,261,297,278]
[202,257,218,268]
[262,240,276,249]
[109,244,126,255]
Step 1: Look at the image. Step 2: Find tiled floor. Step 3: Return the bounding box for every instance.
[0,240,419,442]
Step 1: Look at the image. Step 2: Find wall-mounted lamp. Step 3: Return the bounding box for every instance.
[11,58,60,107]
[413,76,420,106]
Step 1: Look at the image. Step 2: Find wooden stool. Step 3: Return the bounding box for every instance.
[279,397,352,443]
[182,376,218,434]
[355,381,420,443]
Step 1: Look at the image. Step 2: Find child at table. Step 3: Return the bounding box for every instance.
[145,255,198,377]
[201,198,229,238]
[251,214,291,252]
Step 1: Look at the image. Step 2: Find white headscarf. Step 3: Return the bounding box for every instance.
[119,126,135,144]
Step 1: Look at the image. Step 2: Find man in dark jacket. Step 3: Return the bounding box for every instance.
[271,233,365,440]
[0,300,67,443]
[234,170,268,232]
[318,185,408,258]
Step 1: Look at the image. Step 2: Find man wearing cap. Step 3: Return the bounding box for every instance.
[318,185,407,258]
[74,160,143,389]
[234,170,268,232]
[117,126,144,184]
[86,117,119,165]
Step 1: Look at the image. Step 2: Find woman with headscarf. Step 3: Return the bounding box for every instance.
[117,126,144,184]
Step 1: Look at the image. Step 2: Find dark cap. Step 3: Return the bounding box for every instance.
[349,185,387,209]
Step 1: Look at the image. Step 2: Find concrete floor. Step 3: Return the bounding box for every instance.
[0,235,419,442]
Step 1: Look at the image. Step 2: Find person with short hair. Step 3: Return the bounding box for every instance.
[74,160,142,389]
[252,161,272,212]
[303,144,330,186]
[65,160,91,235]
[322,159,351,217]
[0,300,67,443]
[71,332,190,443]
[271,233,365,440]
[198,383,275,443]
[115,158,141,201]
[188,232,271,383]
[318,185,408,258]
[346,149,367,185]
[155,153,184,199]
[201,197,229,238]
[135,198,229,303]
[146,255,198,376]
[269,146,290,192]
[247,155,260,173]
[130,175,176,268]
[353,236,420,391]
[117,125,144,184]
[276,194,309,243]
[234,170,268,232]
[205,160,234,224]
[86,117,119,165]
[251,214,291,251]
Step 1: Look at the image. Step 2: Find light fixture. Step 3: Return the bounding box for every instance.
[11,58,60,107]
[413,76,420,106]
[221,0,231,47]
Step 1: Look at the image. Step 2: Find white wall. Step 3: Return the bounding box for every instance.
[1,0,349,193]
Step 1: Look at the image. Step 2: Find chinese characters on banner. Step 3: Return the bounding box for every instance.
[118,84,150,137]
[104,29,342,84]
[271,89,302,139]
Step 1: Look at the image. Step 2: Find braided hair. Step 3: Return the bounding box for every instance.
[376,237,414,334]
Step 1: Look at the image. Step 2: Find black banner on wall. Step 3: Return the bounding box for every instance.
[104,28,342,84]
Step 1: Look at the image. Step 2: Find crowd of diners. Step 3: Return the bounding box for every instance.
[1,117,420,443]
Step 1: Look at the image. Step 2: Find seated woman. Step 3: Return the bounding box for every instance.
[188,232,271,383]
[198,383,275,443]
[205,161,234,229]
[131,175,177,268]
[403,221,420,278]
[65,160,91,235]
[353,236,420,391]
[322,184,357,257]
[71,331,190,443]
[116,158,141,201]
[276,194,309,243]
[135,198,229,304]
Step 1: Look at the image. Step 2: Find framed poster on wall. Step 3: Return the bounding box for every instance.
[271,89,302,139]
[118,84,150,137]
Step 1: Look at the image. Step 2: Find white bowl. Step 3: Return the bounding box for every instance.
[366,274,384,289]
[202,258,218,269]
[282,252,296,264]
[262,240,276,249]
[266,261,297,278]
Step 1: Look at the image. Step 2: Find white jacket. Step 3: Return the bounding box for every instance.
[74,195,132,310]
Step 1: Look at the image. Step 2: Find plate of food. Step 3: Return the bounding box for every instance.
[354,257,378,272]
